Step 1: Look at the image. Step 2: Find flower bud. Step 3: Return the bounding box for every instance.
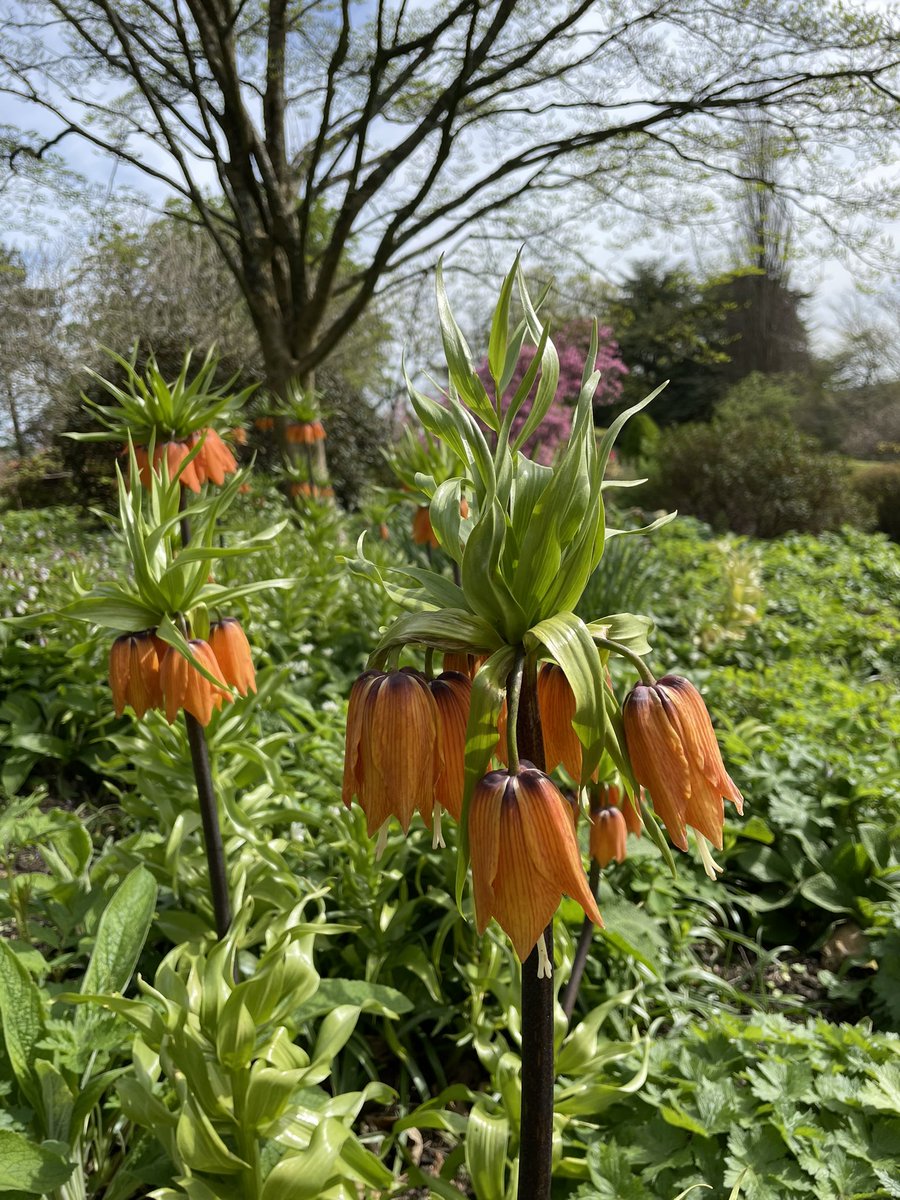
[589,805,627,867]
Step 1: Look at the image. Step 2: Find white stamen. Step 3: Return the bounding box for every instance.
[697,835,724,880]
[536,936,553,979]
[432,806,445,849]
[375,822,390,860]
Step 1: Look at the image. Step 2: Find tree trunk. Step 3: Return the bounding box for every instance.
[5,386,26,457]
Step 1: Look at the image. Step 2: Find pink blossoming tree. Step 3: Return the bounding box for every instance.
[477,319,629,464]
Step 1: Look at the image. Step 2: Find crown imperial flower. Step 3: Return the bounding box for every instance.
[109,631,164,718]
[160,639,230,726]
[428,670,471,821]
[189,428,238,486]
[622,674,743,851]
[342,669,444,836]
[412,505,439,548]
[209,618,256,696]
[589,804,627,867]
[469,764,602,966]
[537,663,582,780]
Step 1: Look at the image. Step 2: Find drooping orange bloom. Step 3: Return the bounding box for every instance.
[537,663,582,780]
[412,505,439,548]
[286,420,326,444]
[209,618,256,696]
[469,765,602,964]
[442,652,487,679]
[290,481,333,500]
[160,639,230,726]
[598,781,642,837]
[428,671,471,821]
[589,804,627,867]
[230,426,248,446]
[189,428,238,486]
[109,631,164,718]
[459,496,470,519]
[623,675,743,851]
[254,416,275,432]
[343,669,444,835]
[129,442,201,492]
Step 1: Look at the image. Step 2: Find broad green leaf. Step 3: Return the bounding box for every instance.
[0,1131,73,1192]
[0,939,47,1113]
[465,1102,509,1200]
[487,254,519,391]
[435,259,497,428]
[371,608,502,665]
[81,867,158,998]
[260,1117,350,1199]
[175,1099,248,1173]
[527,612,605,780]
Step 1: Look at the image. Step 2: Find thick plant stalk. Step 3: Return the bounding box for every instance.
[177,490,231,939]
[560,859,601,1020]
[184,710,233,939]
[515,655,554,1200]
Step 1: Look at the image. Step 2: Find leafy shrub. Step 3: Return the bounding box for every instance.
[614,410,660,462]
[644,411,871,537]
[853,461,900,542]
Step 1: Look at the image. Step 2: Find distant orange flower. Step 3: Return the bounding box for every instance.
[623,675,743,851]
[286,420,326,444]
[412,505,439,548]
[209,619,256,696]
[469,765,602,966]
[109,631,164,718]
[230,426,248,445]
[589,804,627,867]
[160,639,230,726]
[130,441,201,493]
[428,671,471,821]
[537,663,582,780]
[343,669,443,836]
[254,416,275,432]
[189,428,238,486]
[459,496,470,519]
[599,781,642,837]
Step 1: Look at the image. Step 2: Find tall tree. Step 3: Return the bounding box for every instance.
[713,120,813,386]
[1,0,897,402]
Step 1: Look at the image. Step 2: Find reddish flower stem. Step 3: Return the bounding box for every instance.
[178,489,231,939]
[514,653,554,1200]
[184,710,233,939]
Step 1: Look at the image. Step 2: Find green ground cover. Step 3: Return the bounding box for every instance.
[0,499,898,1198]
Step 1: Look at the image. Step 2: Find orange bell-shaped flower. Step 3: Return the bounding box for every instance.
[599,781,642,837]
[442,652,487,679]
[189,428,238,486]
[160,639,230,726]
[589,804,627,867]
[537,663,582,780]
[469,764,602,967]
[209,618,256,696]
[412,505,439,548]
[155,441,201,493]
[343,669,444,836]
[109,631,164,718]
[623,675,743,851]
[428,671,471,821]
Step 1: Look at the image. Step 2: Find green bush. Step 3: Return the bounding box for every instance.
[645,410,870,537]
[853,461,900,542]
